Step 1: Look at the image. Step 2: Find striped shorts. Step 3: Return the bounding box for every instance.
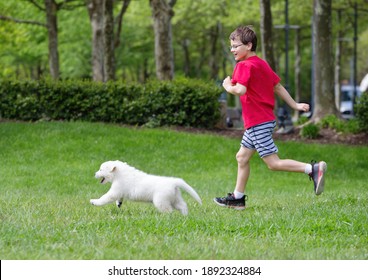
[241,121,278,158]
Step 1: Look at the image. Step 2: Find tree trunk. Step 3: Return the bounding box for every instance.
[209,22,220,80]
[312,0,336,122]
[104,0,115,81]
[196,33,206,77]
[293,28,301,121]
[87,0,104,82]
[44,0,59,79]
[259,0,278,119]
[334,9,342,110]
[114,0,131,48]
[259,0,276,71]
[181,39,190,76]
[149,0,176,80]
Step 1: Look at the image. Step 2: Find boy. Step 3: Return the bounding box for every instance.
[214,26,327,210]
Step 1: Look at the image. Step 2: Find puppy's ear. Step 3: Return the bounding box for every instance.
[111,166,116,172]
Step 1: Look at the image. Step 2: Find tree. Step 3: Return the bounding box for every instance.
[1,0,368,86]
[259,0,276,71]
[149,0,176,80]
[312,0,337,121]
[104,0,115,81]
[86,0,131,82]
[87,0,104,82]
[107,0,131,81]
[333,8,344,111]
[259,0,278,118]
[208,22,220,80]
[0,0,60,79]
[44,0,60,79]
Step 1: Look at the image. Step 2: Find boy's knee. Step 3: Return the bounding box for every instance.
[236,151,248,166]
[266,162,277,171]
[264,158,280,171]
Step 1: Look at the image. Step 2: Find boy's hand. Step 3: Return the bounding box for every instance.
[222,76,232,89]
[223,76,247,96]
[296,103,310,112]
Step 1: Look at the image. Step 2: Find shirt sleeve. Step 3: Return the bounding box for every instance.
[271,70,281,86]
[231,62,251,87]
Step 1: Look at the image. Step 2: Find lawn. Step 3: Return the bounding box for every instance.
[0,121,367,260]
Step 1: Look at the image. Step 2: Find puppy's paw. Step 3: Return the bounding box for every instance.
[90,199,98,206]
[116,200,122,208]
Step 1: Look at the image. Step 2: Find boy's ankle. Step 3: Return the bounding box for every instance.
[233,190,245,199]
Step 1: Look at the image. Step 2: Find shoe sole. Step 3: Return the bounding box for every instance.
[315,161,327,195]
[213,198,246,210]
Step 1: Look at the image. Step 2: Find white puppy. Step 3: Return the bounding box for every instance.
[90,160,202,215]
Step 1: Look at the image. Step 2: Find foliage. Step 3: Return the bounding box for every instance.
[320,114,361,134]
[300,123,320,139]
[356,92,368,133]
[0,122,367,259]
[1,0,367,85]
[0,78,222,128]
[295,115,309,125]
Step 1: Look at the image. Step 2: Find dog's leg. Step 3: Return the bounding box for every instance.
[153,196,174,213]
[174,193,188,215]
[90,191,117,206]
[116,200,123,208]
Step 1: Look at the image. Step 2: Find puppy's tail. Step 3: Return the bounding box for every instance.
[177,179,202,205]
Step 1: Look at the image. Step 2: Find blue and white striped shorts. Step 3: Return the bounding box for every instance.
[241,121,278,158]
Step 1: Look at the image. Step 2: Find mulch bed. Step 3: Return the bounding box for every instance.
[174,126,368,146]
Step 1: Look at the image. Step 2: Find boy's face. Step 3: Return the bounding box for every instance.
[230,38,252,62]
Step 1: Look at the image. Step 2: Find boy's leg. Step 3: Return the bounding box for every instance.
[262,153,307,172]
[234,146,256,193]
[262,154,327,195]
[213,146,255,210]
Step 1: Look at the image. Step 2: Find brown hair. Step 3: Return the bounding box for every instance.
[229,25,257,52]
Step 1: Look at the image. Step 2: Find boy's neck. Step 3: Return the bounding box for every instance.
[246,52,257,59]
[239,52,257,61]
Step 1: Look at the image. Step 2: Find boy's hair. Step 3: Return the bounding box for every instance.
[229,25,257,52]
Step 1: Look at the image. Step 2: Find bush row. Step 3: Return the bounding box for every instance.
[0,78,222,128]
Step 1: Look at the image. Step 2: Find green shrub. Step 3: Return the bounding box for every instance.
[356,92,368,133]
[320,114,343,130]
[320,114,361,134]
[301,123,319,139]
[343,118,361,134]
[295,115,309,125]
[0,78,222,128]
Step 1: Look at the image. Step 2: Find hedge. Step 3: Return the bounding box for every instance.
[0,78,222,128]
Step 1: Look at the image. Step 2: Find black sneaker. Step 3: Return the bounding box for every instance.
[309,161,327,195]
[213,193,247,210]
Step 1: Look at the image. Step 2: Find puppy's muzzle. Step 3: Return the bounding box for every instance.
[95,172,106,184]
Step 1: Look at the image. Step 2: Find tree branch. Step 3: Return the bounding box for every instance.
[26,0,46,11]
[169,0,177,8]
[114,0,131,48]
[0,15,47,27]
[57,0,87,11]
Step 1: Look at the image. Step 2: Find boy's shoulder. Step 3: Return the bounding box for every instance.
[237,56,268,68]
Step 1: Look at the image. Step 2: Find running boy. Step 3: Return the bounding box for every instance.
[214,26,327,210]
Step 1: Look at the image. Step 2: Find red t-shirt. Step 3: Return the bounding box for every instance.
[231,56,280,129]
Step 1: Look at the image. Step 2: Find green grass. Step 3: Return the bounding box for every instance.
[0,121,367,260]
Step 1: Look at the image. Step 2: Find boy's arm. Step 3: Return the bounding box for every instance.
[274,83,310,112]
[223,76,247,96]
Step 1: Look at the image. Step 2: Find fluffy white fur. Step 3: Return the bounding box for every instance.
[90,160,202,215]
